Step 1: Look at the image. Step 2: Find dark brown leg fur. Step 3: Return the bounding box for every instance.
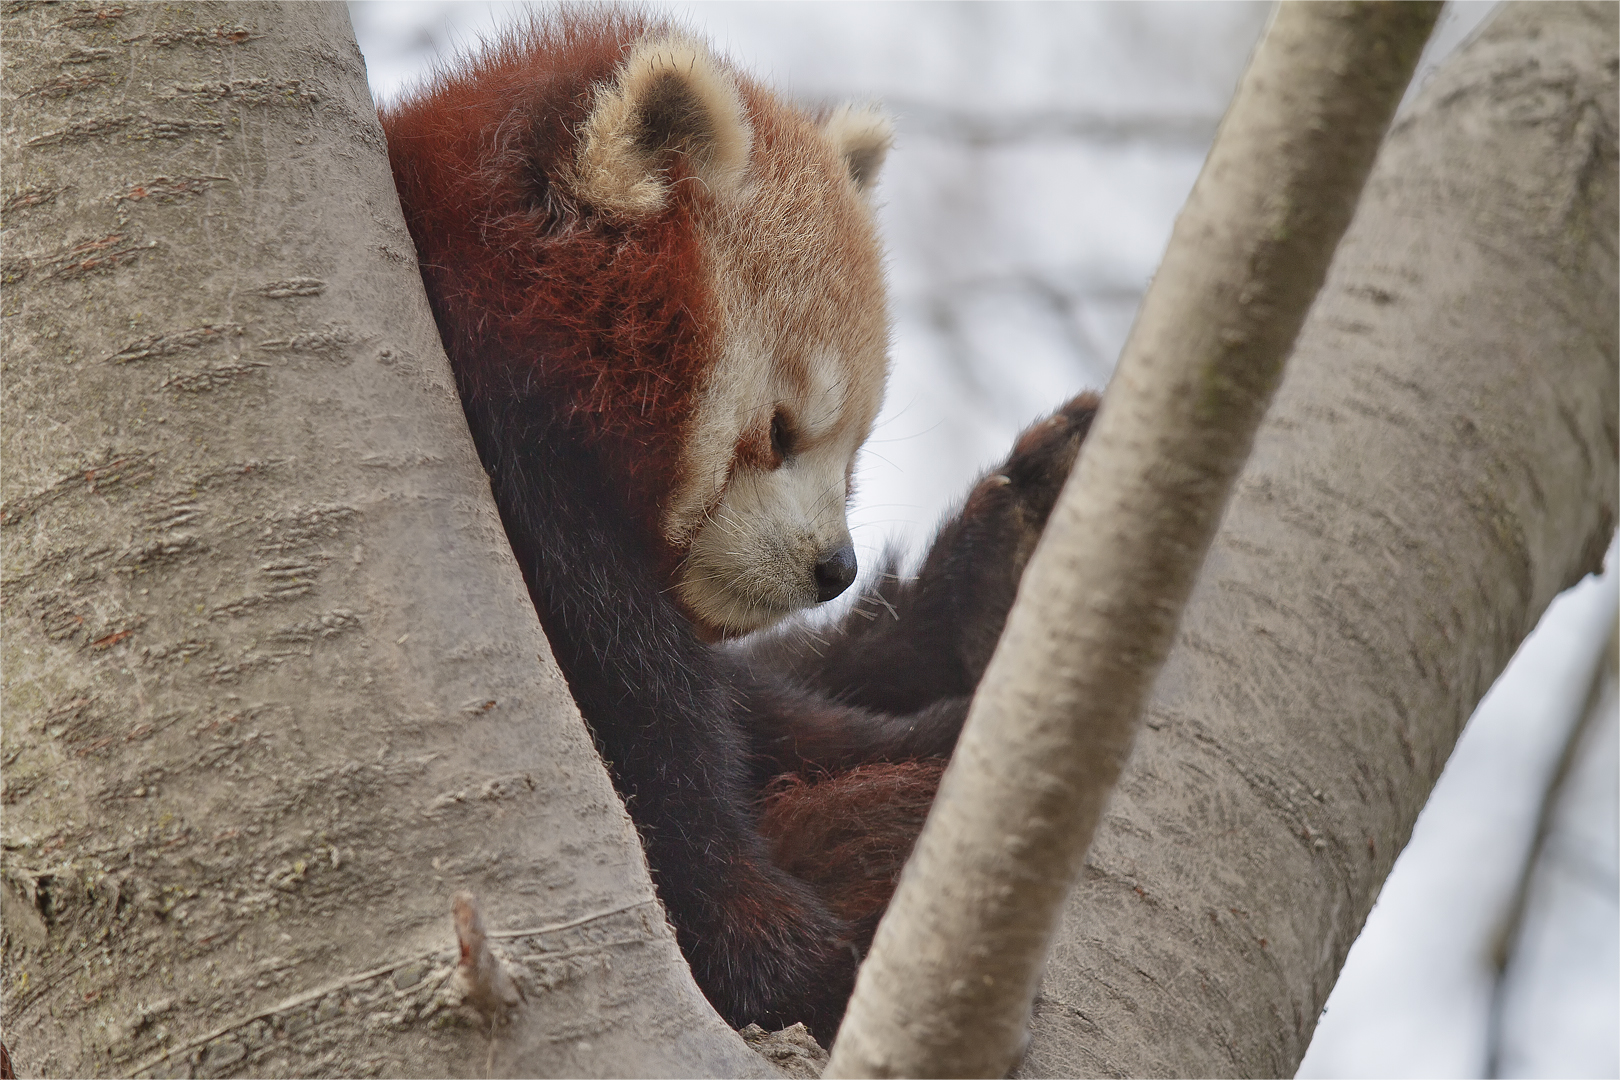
[743,392,1100,956]
[744,391,1099,718]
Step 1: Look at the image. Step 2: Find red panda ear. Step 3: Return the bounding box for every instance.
[567,34,753,220]
[822,104,894,194]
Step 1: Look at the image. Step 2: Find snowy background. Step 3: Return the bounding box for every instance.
[347,4,1619,1075]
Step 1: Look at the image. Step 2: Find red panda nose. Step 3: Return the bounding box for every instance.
[814,545,858,603]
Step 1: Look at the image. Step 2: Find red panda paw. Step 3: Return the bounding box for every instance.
[949,390,1100,573]
[994,390,1101,535]
[889,392,1100,686]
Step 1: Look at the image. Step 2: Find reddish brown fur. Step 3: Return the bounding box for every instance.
[383,13,713,544]
[758,762,947,928]
[731,415,778,474]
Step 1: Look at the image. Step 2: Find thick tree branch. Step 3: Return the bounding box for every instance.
[1019,4,1618,1076]
[828,5,1440,1076]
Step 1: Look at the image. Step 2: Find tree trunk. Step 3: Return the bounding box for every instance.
[828,5,1439,1077]
[1017,3,1618,1075]
[0,4,763,1076]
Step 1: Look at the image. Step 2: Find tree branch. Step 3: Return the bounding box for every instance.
[1020,4,1617,1075]
[828,5,1440,1076]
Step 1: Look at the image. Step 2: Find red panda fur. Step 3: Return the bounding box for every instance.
[382,9,1098,1041]
[758,761,946,929]
[383,12,712,551]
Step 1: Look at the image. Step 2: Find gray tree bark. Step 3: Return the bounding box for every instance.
[828,5,1439,1077]
[1017,4,1618,1076]
[4,4,1614,1080]
[0,4,764,1077]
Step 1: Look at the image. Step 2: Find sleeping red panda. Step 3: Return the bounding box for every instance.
[382,10,1097,1040]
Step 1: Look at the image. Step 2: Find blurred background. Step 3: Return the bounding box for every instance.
[348,4,1618,1075]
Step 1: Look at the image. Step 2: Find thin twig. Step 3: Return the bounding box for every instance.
[126,897,657,1077]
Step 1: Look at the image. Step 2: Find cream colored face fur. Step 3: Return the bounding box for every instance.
[569,35,892,637]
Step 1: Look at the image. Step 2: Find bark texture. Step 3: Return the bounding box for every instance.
[828,6,1438,1077]
[1018,4,1619,1076]
[0,5,765,1077]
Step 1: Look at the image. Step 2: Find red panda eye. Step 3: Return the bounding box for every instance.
[769,410,795,464]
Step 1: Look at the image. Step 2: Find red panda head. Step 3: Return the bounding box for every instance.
[384,13,892,639]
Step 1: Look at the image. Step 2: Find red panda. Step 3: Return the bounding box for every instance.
[382,10,1097,1040]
